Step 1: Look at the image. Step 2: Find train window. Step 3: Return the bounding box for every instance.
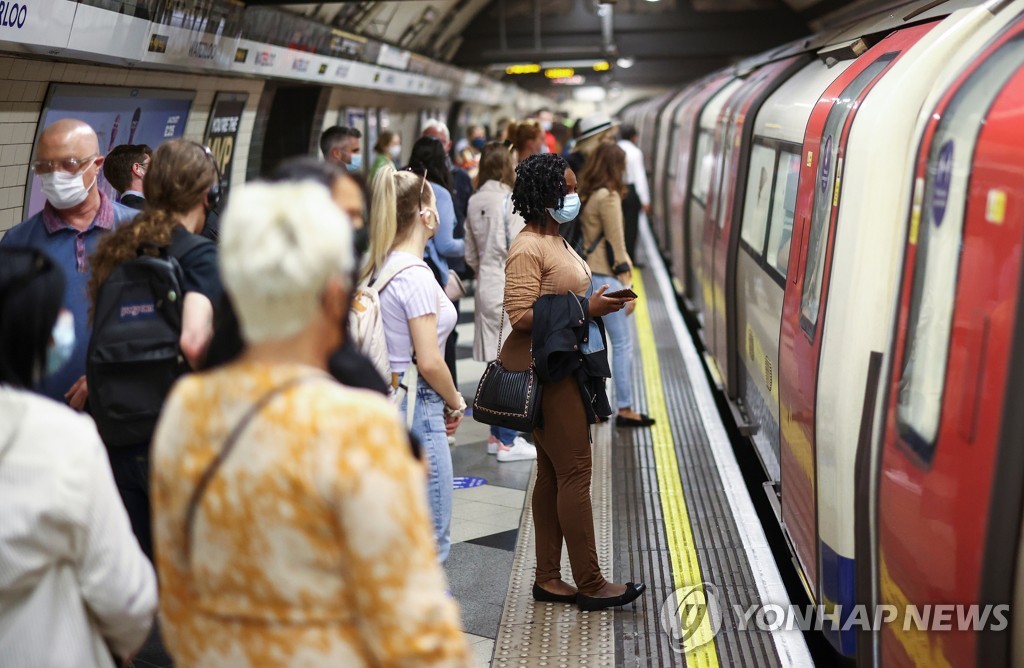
[897,35,1024,457]
[740,144,777,254]
[766,150,801,278]
[691,130,714,207]
[800,54,896,339]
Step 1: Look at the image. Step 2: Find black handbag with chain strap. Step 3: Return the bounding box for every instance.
[472,311,542,432]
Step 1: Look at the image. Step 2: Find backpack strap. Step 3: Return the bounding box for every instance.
[368,255,426,292]
[184,374,320,562]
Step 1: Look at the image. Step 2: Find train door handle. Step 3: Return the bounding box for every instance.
[791,216,807,285]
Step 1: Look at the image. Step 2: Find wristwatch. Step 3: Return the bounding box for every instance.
[444,394,467,420]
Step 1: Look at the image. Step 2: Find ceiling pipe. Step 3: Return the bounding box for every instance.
[597,2,616,58]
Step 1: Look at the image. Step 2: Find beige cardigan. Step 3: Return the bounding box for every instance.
[580,187,632,279]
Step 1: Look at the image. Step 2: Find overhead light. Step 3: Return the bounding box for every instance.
[552,75,586,85]
[616,57,634,69]
[505,63,541,75]
[592,61,610,72]
[645,0,661,3]
[574,86,607,102]
[545,67,575,78]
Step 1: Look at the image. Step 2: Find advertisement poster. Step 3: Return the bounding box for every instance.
[25,84,194,216]
[203,92,248,193]
[345,107,366,158]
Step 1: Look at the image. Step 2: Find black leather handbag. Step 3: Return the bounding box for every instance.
[472,313,542,432]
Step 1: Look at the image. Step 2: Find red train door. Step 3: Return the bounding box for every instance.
[702,56,803,398]
[877,22,1024,668]
[778,22,934,597]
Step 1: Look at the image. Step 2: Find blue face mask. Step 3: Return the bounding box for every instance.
[45,311,75,378]
[347,153,363,172]
[470,137,487,150]
[547,193,581,224]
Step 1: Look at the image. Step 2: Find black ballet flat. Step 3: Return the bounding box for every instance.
[576,582,647,612]
[615,414,656,428]
[532,583,578,604]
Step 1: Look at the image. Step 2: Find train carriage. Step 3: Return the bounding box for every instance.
[876,12,1024,667]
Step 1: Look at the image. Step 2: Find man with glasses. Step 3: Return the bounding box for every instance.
[0,118,138,406]
[102,143,152,210]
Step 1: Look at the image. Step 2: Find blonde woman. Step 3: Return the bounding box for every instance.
[464,142,535,461]
[363,164,465,562]
[150,181,468,666]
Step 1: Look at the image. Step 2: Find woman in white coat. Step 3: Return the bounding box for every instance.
[464,142,536,462]
[0,247,156,668]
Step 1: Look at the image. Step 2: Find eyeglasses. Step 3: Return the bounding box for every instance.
[32,154,98,175]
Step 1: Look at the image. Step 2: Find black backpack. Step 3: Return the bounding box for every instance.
[87,234,209,448]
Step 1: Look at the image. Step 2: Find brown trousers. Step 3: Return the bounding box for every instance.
[501,329,607,595]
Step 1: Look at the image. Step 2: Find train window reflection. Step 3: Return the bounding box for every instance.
[897,36,1024,458]
[800,54,896,339]
[691,130,714,207]
[740,144,777,254]
[766,150,801,278]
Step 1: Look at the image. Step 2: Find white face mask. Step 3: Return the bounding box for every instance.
[389,144,402,160]
[39,162,96,210]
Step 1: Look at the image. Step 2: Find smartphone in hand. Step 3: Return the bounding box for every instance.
[605,288,638,300]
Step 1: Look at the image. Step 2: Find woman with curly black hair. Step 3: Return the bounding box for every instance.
[502,153,646,611]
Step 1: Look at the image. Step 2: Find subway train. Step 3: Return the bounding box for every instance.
[622,0,1024,664]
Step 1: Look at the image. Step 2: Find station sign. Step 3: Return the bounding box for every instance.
[0,0,76,54]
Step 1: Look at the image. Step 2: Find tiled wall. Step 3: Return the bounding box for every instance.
[0,55,264,236]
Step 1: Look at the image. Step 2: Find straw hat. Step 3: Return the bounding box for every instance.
[575,114,619,142]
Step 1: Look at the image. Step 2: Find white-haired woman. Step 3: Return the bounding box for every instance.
[150,182,468,666]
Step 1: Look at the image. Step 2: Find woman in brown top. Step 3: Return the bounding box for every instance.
[503,153,646,611]
[579,142,655,428]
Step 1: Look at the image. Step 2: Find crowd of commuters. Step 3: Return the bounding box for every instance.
[0,108,654,665]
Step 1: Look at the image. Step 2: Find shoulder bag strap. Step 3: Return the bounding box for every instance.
[581,194,606,256]
[184,374,320,561]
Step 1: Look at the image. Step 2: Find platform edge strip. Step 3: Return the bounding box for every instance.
[633,270,721,668]
[639,221,814,667]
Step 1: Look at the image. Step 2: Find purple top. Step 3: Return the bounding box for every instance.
[379,251,457,373]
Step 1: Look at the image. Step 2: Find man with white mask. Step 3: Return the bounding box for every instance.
[0,119,137,406]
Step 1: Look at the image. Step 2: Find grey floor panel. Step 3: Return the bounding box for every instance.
[612,244,784,668]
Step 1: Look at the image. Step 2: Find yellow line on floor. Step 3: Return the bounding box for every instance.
[632,271,721,668]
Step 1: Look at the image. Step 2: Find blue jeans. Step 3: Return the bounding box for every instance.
[490,425,518,445]
[592,274,634,409]
[399,377,453,562]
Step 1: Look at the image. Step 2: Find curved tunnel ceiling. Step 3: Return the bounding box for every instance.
[265,0,929,93]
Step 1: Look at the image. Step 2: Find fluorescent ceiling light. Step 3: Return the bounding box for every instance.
[616,57,634,69]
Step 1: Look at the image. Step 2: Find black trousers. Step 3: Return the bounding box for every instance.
[107,441,153,562]
[622,184,642,262]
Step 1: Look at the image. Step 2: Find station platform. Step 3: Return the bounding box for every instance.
[445,225,814,667]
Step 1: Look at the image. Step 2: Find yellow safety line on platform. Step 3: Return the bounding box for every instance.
[633,272,721,668]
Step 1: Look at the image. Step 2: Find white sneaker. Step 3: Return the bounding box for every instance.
[487,436,500,455]
[497,436,537,462]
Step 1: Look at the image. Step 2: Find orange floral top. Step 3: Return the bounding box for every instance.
[151,362,469,667]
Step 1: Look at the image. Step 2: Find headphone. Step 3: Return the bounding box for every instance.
[194,142,223,212]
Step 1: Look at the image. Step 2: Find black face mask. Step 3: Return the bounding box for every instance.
[352,227,370,261]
